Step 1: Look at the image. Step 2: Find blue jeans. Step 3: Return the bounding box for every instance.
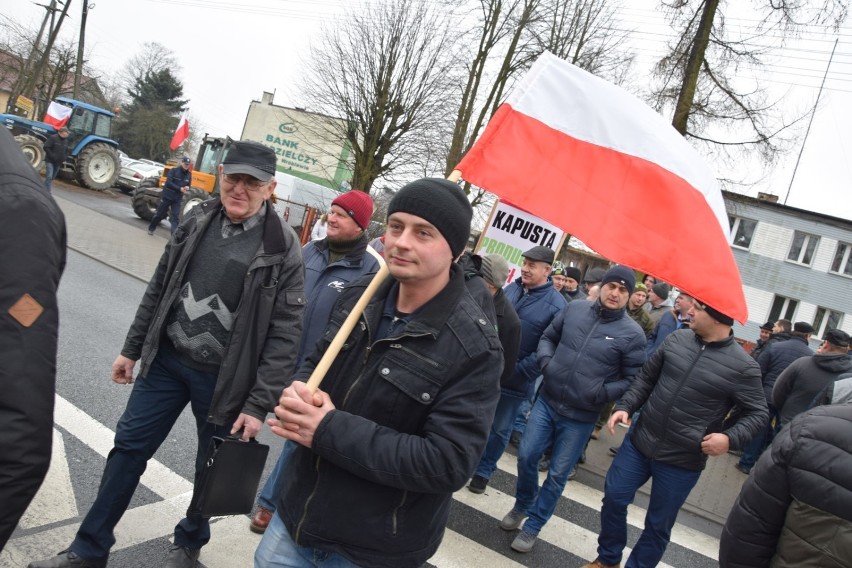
[473,392,526,480]
[597,435,701,568]
[70,343,231,561]
[148,195,182,234]
[257,442,296,511]
[512,375,543,435]
[514,398,594,534]
[254,512,359,568]
[45,161,59,192]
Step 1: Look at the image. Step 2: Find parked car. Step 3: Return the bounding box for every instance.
[115,161,162,194]
[137,158,165,169]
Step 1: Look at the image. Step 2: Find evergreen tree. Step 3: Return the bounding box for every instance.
[113,67,188,160]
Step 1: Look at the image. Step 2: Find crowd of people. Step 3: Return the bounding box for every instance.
[3,133,849,568]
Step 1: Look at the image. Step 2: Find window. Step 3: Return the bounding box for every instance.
[786,231,820,265]
[830,242,852,277]
[813,307,844,339]
[94,114,111,138]
[729,216,757,249]
[768,295,798,323]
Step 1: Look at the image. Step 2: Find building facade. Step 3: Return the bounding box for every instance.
[724,191,852,348]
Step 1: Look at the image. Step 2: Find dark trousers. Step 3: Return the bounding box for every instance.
[148,194,182,234]
[70,344,230,561]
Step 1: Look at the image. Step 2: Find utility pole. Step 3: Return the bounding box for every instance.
[6,0,56,114]
[73,0,89,98]
[784,38,838,205]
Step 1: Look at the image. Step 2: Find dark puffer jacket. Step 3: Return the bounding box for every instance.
[757,336,812,403]
[537,299,646,423]
[617,330,768,470]
[719,403,852,568]
[502,277,566,398]
[772,352,852,425]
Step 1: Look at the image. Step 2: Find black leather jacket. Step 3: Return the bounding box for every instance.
[279,264,503,568]
[617,329,768,470]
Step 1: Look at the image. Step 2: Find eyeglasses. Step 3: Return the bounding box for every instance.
[223,173,268,191]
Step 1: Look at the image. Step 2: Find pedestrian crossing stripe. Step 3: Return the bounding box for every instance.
[2,395,720,567]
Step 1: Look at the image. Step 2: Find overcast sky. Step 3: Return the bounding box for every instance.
[5,0,852,221]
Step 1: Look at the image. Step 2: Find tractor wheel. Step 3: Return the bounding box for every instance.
[131,186,159,222]
[76,142,120,190]
[182,187,210,216]
[15,134,45,172]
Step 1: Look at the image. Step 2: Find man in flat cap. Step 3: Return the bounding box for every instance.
[582,300,767,568]
[255,178,502,568]
[750,321,775,361]
[468,245,566,494]
[772,328,852,427]
[30,141,306,568]
[498,266,646,553]
[736,321,814,474]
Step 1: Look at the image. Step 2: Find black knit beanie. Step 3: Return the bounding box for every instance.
[387,178,473,257]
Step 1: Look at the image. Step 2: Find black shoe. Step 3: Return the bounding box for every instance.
[468,474,488,494]
[567,465,577,480]
[734,463,751,475]
[538,457,551,472]
[579,450,586,464]
[608,446,619,457]
[509,431,522,447]
[164,545,200,568]
[28,550,107,568]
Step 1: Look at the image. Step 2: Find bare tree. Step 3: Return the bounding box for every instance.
[299,0,458,194]
[653,0,847,171]
[116,42,181,106]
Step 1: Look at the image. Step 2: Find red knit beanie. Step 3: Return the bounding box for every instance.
[332,190,373,230]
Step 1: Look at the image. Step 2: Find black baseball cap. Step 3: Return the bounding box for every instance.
[222,141,277,181]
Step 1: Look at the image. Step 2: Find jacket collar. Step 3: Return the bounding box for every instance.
[315,233,371,264]
[372,263,465,338]
[513,276,553,296]
[199,198,286,254]
[592,298,626,322]
[692,329,736,349]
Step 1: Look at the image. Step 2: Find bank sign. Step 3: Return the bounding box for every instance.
[475,201,565,285]
[242,102,351,189]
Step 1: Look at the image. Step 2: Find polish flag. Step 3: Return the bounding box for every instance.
[455,52,747,323]
[43,101,72,128]
[170,111,189,151]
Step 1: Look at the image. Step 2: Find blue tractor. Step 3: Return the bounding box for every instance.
[0,97,120,190]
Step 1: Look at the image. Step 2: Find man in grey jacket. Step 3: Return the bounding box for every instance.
[582,300,767,568]
[29,141,306,568]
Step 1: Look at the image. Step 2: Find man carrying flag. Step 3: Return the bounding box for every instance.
[255,179,503,568]
[42,127,70,193]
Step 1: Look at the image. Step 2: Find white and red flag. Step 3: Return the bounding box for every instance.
[43,101,72,128]
[170,110,189,151]
[455,51,746,323]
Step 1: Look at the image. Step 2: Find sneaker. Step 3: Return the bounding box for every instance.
[499,508,527,531]
[580,559,621,568]
[608,446,619,457]
[510,530,537,553]
[467,475,488,494]
[509,430,522,447]
[147,229,154,236]
[28,550,107,568]
[590,427,602,440]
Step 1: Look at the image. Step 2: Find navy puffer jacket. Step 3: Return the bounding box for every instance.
[501,278,566,398]
[537,300,646,423]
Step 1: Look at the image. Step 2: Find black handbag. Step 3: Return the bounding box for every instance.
[187,436,270,518]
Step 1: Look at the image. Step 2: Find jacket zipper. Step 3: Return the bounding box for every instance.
[392,491,408,536]
[649,343,706,458]
[295,454,323,542]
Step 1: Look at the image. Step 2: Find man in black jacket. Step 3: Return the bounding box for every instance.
[254,178,503,568]
[42,127,70,193]
[719,402,852,568]
[148,156,193,235]
[582,300,767,568]
[0,128,66,553]
[29,142,305,568]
